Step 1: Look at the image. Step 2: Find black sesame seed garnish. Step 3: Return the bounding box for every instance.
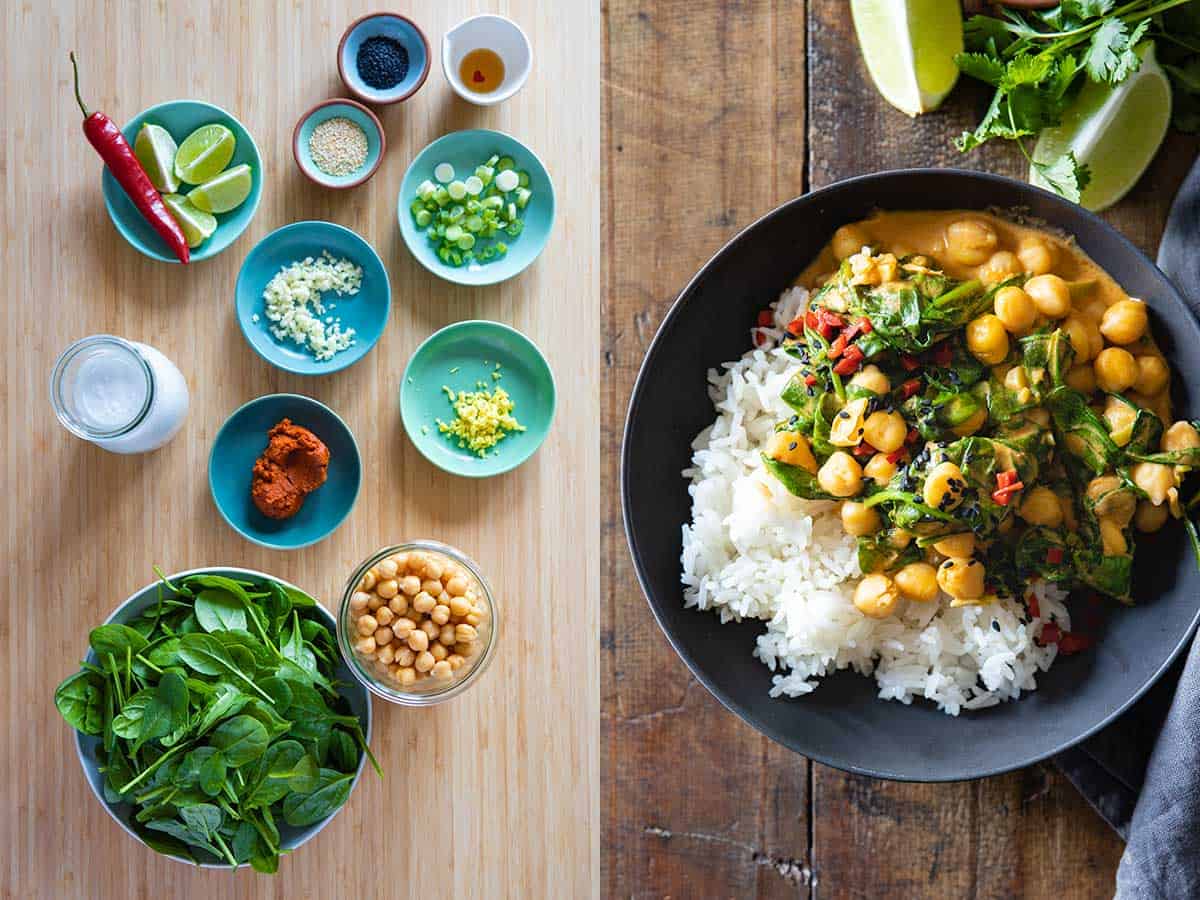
[992,620,1001,632]
[788,442,798,451]
[838,411,850,420]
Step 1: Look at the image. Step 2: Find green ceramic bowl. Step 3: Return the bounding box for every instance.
[102,99,263,263]
[400,321,555,477]
[397,129,555,286]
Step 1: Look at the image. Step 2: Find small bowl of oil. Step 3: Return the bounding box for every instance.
[441,14,531,107]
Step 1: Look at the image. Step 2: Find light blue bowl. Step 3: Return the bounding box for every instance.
[400,321,556,477]
[236,221,391,375]
[293,98,385,189]
[102,100,263,263]
[209,394,361,549]
[73,566,372,869]
[337,12,431,105]
[397,129,556,286]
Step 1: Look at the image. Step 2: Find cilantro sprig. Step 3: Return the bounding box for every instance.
[953,0,1200,203]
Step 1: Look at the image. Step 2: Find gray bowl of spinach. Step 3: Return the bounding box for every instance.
[54,567,378,872]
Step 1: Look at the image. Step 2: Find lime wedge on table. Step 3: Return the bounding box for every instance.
[850,0,963,117]
[162,193,217,248]
[173,124,236,185]
[1031,43,1171,212]
[133,123,179,193]
[187,164,253,214]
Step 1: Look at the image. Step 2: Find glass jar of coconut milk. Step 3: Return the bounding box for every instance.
[50,335,189,454]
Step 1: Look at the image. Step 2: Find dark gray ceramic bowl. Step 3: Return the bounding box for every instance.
[622,169,1200,782]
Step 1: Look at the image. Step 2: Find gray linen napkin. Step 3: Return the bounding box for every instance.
[1053,157,1200,899]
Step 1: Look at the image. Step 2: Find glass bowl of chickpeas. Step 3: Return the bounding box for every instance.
[338,541,497,705]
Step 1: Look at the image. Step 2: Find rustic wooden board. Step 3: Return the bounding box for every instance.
[604,0,1197,896]
[1,1,598,897]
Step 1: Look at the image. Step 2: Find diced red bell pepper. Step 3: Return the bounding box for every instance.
[816,308,844,339]
[804,310,819,331]
[828,332,848,359]
[900,354,920,371]
[900,378,921,400]
[832,345,864,375]
[803,374,818,387]
[990,470,1024,505]
[1039,622,1062,645]
[1058,632,1094,655]
[885,449,906,464]
[852,441,877,458]
[757,310,774,327]
[1046,547,1064,565]
[856,316,873,334]
[787,317,806,336]
[1027,594,1041,619]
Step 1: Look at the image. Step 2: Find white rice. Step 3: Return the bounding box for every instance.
[680,286,1069,715]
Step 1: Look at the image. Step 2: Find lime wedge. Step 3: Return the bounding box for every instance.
[162,193,217,248]
[1031,43,1171,212]
[187,164,253,214]
[850,0,962,117]
[133,123,180,193]
[173,124,236,185]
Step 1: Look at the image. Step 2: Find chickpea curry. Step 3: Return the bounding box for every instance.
[762,210,1200,621]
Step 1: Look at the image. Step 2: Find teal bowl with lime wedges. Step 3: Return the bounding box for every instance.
[400,321,556,477]
[103,100,263,263]
[397,129,555,287]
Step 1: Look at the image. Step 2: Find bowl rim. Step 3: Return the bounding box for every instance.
[291,97,386,189]
[336,11,432,105]
[336,541,501,705]
[441,13,533,107]
[72,566,373,869]
[234,219,392,375]
[395,128,557,287]
[621,166,1200,782]
[102,98,263,264]
[208,392,362,549]
[398,319,557,477]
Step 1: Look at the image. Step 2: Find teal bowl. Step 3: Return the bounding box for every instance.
[102,99,263,263]
[236,221,391,375]
[400,321,555,477]
[72,567,372,868]
[293,98,385,189]
[397,129,556,286]
[209,394,361,549]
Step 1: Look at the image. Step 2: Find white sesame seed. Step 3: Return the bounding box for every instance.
[309,117,369,177]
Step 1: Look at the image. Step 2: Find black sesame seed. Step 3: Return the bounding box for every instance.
[788,442,798,451]
[992,620,1001,632]
[838,411,850,420]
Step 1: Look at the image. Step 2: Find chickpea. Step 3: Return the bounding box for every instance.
[994,286,1037,335]
[407,629,430,653]
[1103,395,1137,447]
[367,594,384,612]
[431,642,449,661]
[817,451,864,498]
[400,575,421,597]
[841,501,882,537]
[853,574,901,619]
[422,618,440,639]
[933,532,975,558]
[832,224,871,260]
[850,364,891,396]
[1087,475,1135,526]
[432,660,453,679]
[413,591,437,614]
[397,667,417,687]
[392,616,415,638]
[456,623,479,644]
[417,580,439,598]
[374,626,394,646]
[862,411,907,453]
[388,595,409,616]
[440,624,457,646]
[1134,355,1169,396]
[356,614,378,637]
[378,558,399,580]
[1094,347,1138,393]
[936,557,986,602]
[431,604,451,625]
[864,452,898,486]
[765,430,819,473]
[1076,295,1108,324]
[449,595,472,618]
[421,556,445,581]
[1132,461,1176,506]
[1163,421,1200,454]
[395,646,415,667]
[945,219,998,266]
[349,591,371,613]
[390,552,410,569]
[1100,299,1149,345]
[1099,518,1128,556]
[377,643,395,665]
[455,642,477,658]
[1025,274,1071,318]
[922,461,967,512]
[375,606,394,627]
[1061,315,1095,363]
[966,314,1010,365]
[1065,364,1097,394]
[445,575,470,597]
[414,651,436,673]
[354,636,377,657]
[1017,236,1055,275]
[1130,390,1171,427]
[1015,486,1060,527]
[952,407,988,438]
[448,654,465,671]
[894,562,939,602]
[360,570,377,592]
[1135,499,1170,533]
[376,579,399,600]
[980,250,1022,284]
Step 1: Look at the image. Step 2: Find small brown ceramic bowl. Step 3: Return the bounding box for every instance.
[293,98,385,189]
[337,12,431,105]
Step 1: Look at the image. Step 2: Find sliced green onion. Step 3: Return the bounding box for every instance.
[415,209,432,227]
[515,187,532,209]
[447,180,467,201]
[495,169,519,193]
[465,175,484,196]
[457,233,476,250]
[434,162,455,183]
[496,156,515,171]
[433,186,451,207]
[417,179,437,201]
[445,224,463,242]
[517,171,530,188]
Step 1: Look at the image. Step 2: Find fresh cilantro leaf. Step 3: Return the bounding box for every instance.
[1001,53,1054,91]
[955,52,1006,87]
[1033,153,1092,204]
[1062,0,1116,22]
[963,14,1018,53]
[1083,18,1145,84]
[1050,54,1082,100]
[1112,20,1149,81]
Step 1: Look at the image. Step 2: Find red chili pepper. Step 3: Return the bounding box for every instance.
[828,332,848,359]
[757,310,774,327]
[803,374,818,387]
[832,345,864,375]
[932,343,953,365]
[815,308,844,339]
[1027,594,1041,619]
[69,53,189,264]
[1039,622,1062,645]
[885,449,906,464]
[991,470,1024,505]
[856,316,873,334]
[900,378,921,400]
[900,354,920,371]
[787,317,805,336]
[804,310,819,331]
[852,441,877,458]
[1058,632,1094,655]
[1046,547,1064,565]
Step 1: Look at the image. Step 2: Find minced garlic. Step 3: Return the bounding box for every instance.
[262,251,362,361]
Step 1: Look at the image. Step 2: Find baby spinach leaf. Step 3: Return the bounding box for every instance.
[179,746,227,797]
[89,623,148,660]
[328,729,359,773]
[281,770,355,827]
[762,455,836,501]
[210,715,269,766]
[111,689,156,740]
[194,683,250,736]
[145,817,223,860]
[54,670,105,735]
[177,634,272,702]
[194,589,247,633]
[179,802,223,841]
[266,740,321,793]
[131,671,188,753]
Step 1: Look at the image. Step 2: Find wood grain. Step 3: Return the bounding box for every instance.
[604,0,1196,897]
[1,1,598,897]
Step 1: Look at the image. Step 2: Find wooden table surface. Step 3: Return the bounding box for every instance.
[2,2,598,897]
[602,2,1198,897]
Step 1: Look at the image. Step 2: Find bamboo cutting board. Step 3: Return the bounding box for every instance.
[1,2,598,897]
